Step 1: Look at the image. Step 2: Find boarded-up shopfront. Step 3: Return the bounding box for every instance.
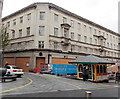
[4,57,30,72]
[52,58,73,64]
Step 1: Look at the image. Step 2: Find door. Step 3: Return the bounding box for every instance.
[16,57,30,72]
[36,57,45,68]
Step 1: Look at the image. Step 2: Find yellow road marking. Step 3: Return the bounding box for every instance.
[0,76,33,93]
[31,73,120,91]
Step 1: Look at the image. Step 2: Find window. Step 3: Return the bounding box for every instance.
[38,41,44,48]
[90,38,92,44]
[13,19,16,25]
[95,39,97,44]
[64,28,68,38]
[18,42,22,48]
[39,26,45,36]
[27,13,31,20]
[99,31,101,35]
[71,45,75,52]
[71,32,74,40]
[54,42,58,50]
[89,27,92,33]
[63,17,67,23]
[94,29,96,34]
[107,34,109,39]
[54,14,58,21]
[78,34,81,41]
[40,12,45,20]
[84,25,86,32]
[26,27,30,36]
[54,27,58,36]
[19,29,22,37]
[4,66,10,69]
[78,23,81,30]
[25,41,30,48]
[103,32,105,37]
[71,20,74,28]
[84,36,87,43]
[111,43,112,48]
[12,30,15,39]
[107,42,109,48]
[104,42,106,46]
[20,16,23,23]
[7,21,10,27]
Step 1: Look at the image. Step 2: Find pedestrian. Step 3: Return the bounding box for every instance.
[83,67,87,81]
[5,62,9,66]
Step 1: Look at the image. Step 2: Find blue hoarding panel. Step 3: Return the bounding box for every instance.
[52,64,76,74]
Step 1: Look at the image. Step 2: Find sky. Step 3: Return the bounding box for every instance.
[2,0,119,33]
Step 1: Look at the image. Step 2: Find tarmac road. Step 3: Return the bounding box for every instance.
[1,73,120,98]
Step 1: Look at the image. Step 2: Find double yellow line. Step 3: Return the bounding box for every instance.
[0,76,33,93]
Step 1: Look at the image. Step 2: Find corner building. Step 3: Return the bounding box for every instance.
[2,3,120,72]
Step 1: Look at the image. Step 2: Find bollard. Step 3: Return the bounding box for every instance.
[85,91,92,99]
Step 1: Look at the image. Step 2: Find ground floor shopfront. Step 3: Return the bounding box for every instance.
[3,49,120,72]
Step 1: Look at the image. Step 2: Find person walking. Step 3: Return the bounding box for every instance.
[82,67,87,81]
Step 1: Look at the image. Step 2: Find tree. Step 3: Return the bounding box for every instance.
[0,26,10,66]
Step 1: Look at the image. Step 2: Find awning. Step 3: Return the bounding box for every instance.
[69,55,115,64]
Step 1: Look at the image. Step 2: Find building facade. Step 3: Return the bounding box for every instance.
[2,3,120,72]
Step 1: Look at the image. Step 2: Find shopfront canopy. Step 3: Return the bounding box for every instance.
[69,55,115,64]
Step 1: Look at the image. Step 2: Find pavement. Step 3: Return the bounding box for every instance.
[0,73,119,98]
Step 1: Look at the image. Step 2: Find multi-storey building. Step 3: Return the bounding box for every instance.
[2,2,120,72]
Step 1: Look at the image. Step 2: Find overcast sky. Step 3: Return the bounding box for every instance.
[2,0,119,33]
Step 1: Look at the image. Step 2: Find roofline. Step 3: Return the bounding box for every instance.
[2,2,120,36]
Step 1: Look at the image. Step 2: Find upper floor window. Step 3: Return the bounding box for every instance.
[12,30,15,39]
[18,42,22,49]
[13,19,16,25]
[78,34,81,41]
[64,28,68,38]
[89,27,92,33]
[63,17,67,23]
[38,41,44,49]
[26,27,30,36]
[54,42,58,50]
[54,14,58,21]
[84,36,87,43]
[77,23,81,30]
[107,34,109,39]
[107,42,109,48]
[71,32,74,40]
[71,45,75,52]
[94,29,96,34]
[54,27,58,36]
[27,13,31,20]
[20,16,23,23]
[90,38,92,44]
[39,26,45,36]
[99,31,101,35]
[19,29,22,37]
[7,21,10,27]
[40,12,45,20]
[71,20,74,28]
[84,25,86,32]
[25,41,30,48]
[95,39,97,44]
